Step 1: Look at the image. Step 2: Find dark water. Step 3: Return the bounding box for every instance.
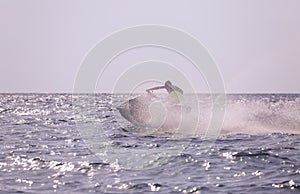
[0,94,299,193]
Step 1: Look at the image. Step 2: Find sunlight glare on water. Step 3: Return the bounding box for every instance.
[0,94,299,193]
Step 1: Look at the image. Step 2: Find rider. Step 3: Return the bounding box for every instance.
[146,81,183,104]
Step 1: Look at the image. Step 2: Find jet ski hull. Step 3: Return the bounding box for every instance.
[117,95,191,129]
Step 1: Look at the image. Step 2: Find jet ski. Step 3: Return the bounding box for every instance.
[116,94,191,130]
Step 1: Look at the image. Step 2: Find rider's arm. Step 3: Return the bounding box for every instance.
[146,86,165,93]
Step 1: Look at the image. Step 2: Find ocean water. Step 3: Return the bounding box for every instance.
[0,93,299,193]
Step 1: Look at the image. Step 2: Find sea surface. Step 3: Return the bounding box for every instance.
[0,93,299,193]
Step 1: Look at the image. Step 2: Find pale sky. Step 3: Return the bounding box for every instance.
[0,0,300,93]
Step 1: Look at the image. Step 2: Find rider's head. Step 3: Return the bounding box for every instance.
[165,80,172,87]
